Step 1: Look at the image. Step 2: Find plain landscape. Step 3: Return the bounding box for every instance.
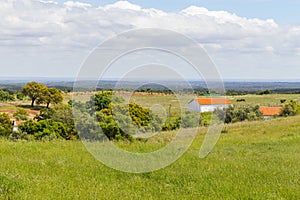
[1,80,300,199]
[2,0,300,199]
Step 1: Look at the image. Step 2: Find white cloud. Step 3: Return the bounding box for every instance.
[103,1,141,11]
[64,1,92,9]
[1,0,297,52]
[0,0,300,79]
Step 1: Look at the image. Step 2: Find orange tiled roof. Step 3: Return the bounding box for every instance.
[196,98,232,105]
[259,106,282,116]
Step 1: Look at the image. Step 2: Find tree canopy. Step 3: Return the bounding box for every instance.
[37,87,63,108]
[22,82,63,107]
[22,82,48,107]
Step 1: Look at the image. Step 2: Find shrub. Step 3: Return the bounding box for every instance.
[214,105,263,124]
[34,104,77,139]
[87,91,113,112]
[280,99,287,104]
[16,92,25,100]
[280,100,300,117]
[13,108,28,121]
[34,108,55,121]
[181,114,199,128]
[0,113,12,136]
[18,119,68,140]
[9,130,30,141]
[162,117,181,131]
[0,90,15,102]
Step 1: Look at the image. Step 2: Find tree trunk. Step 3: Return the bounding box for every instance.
[46,102,50,108]
[31,99,35,107]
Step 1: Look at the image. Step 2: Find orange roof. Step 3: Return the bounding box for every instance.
[196,98,232,105]
[259,106,282,116]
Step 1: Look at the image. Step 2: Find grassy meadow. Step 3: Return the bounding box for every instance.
[1,113,300,199]
[228,94,300,106]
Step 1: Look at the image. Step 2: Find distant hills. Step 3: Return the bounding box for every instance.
[1,77,300,93]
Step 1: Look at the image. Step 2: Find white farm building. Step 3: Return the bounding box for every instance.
[188,98,232,113]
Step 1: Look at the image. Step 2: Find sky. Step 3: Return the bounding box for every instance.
[55,0,300,24]
[1,0,300,80]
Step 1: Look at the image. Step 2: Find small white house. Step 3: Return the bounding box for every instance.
[188,98,232,113]
[12,120,18,132]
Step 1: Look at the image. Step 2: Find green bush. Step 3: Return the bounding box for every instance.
[9,130,30,141]
[280,100,300,117]
[34,104,77,139]
[0,113,12,136]
[16,91,25,100]
[0,90,15,102]
[95,102,163,139]
[18,119,68,140]
[214,105,263,124]
[180,112,200,128]
[87,91,113,112]
[162,118,180,131]
[13,108,28,121]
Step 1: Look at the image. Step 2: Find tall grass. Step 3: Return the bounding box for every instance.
[1,115,300,199]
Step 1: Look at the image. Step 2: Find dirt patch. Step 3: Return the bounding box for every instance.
[0,105,39,120]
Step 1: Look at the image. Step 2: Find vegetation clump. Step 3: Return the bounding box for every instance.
[214,105,263,123]
[280,100,300,117]
[0,89,15,102]
[13,108,28,121]
[0,113,13,137]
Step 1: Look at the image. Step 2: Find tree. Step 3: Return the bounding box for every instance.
[257,89,271,95]
[16,91,25,100]
[22,82,47,107]
[0,113,12,136]
[0,90,15,102]
[37,88,63,108]
[87,91,113,112]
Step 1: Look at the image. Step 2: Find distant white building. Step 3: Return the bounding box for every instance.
[12,121,18,132]
[188,98,232,113]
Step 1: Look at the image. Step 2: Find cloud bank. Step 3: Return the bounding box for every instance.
[1,0,300,79]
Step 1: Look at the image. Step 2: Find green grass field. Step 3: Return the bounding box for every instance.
[1,114,300,199]
[229,94,300,106]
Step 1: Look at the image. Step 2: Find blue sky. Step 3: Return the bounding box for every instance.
[54,0,300,24]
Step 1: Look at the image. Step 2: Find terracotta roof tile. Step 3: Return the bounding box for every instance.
[196,98,232,105]
[259,106,282,116]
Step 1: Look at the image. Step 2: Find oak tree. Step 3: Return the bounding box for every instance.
[22,82,47,107]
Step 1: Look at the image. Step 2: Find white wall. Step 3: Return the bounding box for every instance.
[188,100,230,113]
[188,99,200,112]
[200,104,229,112]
